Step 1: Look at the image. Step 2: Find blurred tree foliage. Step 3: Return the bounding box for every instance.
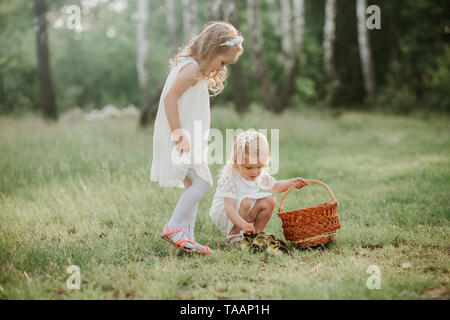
[0,0,448,116]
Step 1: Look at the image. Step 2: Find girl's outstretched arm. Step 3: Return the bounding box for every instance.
[270,178,308,193]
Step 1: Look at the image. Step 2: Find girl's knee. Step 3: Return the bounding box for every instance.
[240,198,253,212]
[187,170,211,190]
[263,195,277,209]
[195,179,212,194]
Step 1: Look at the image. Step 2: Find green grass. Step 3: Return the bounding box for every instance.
[0,106,449,299]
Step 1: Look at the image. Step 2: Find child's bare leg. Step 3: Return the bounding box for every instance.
[228,196,276,235]
[252,195,276,233]
[228,198,254,236]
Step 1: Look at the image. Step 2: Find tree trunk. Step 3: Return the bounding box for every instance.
[247,0,303,113]
[209,0,224,21]
[182,0,199,40]
[247,0,276,111]
[227,0,250,113]
[293,0,305,57]
[34,0,57,120]
[273,0,304,113]
[165,0,179,54]
[137,0,150,123]
[280,0,294,74]
[0,72,4,111]
[139,81,165,127]
[222,1,236,22]
[266,0,281,37]
[210,0,250,113]
[323,0,336,79]
[356,0,376,101]
[140,0,178,126]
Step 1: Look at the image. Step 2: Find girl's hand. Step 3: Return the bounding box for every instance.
[172,130,190,154]
[240,222,255,234]
[176,134,190,154]
[293,177,308,189]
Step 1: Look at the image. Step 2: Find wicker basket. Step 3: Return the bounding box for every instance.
[278,179,340,248]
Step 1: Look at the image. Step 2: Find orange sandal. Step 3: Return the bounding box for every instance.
[161,224,196,253]
[161,224,214,255]
[198,245,213,255]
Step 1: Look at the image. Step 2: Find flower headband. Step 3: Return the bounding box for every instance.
[239,132,254,148]
[220,36,244,47]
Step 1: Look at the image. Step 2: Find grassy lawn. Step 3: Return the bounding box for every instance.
[0,106,449,300]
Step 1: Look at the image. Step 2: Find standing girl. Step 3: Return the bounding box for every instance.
[151,22,244,255]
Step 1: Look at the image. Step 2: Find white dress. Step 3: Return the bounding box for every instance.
[151,57,213,188]
[209,167,277,235]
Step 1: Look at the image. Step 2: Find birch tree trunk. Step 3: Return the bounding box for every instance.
[209,0,224,21]
[209,0,250,113]
[323,0,336,79]
[0,72,4,111]
[276,0,303,112]
[292,0,305,57]
[165,0,179,54]
[225,0,250,113]
[356,0,376,101]
[247,0,276,111]
[137,0,150,121]
[34,0,57,120]
[140,0,178,126]
[266,0,281,37]
[222,1,236,22]
[140,0,200,127]
[247,0,303,113]
[280,0,294,73]
[182,0,199,40]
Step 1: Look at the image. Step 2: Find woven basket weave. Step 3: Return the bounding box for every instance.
[278,179,340,248]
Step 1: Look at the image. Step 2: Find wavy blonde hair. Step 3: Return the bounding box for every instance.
[170,21,244,96]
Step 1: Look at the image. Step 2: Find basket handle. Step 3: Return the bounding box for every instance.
[278,179,338,214]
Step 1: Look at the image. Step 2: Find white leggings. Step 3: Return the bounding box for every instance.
[167,169,212,240]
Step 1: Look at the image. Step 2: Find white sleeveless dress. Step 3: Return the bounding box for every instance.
[151,57,213,188]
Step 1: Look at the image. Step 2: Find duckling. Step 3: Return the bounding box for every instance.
[243,232,256,240]
[251,232,267,253]
[240,233,256,251]
[265,236,292,255]
[266,240,283,256]
[264,234,276,242]
[240,237,252,251]
[277,239,292,255]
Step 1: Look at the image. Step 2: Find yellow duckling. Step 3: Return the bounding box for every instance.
[266,237,292,256]
[243,232,256,239]
[264,234,276,242]
[240,237,251,251]
[277,239,292,255]
[266,240,283,256]
[251,232,267,253]
[240,233,256,251]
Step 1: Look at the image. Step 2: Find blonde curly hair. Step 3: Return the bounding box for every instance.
[220,130,271,178]
[170,21,244,96]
